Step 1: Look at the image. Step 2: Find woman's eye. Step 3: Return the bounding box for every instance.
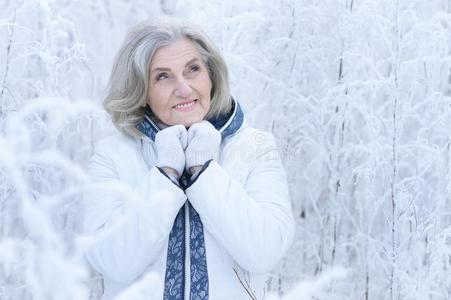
[189,64,200,72]
[156,73,168,81]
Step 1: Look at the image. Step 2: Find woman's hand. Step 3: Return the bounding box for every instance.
[154,124,188,177]
[185,120,221,175]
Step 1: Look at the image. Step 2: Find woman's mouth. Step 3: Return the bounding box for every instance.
[173,99,198,111]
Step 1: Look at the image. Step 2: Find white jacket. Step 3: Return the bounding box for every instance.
[82,111,295,300]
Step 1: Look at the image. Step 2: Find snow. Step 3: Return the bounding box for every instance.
[1,0,451,299]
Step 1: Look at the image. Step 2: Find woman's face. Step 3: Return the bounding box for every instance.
[147,38,212,127]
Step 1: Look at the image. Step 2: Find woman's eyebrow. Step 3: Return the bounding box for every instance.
[151,58,200,74]
[151,66,170,74]
[185,58,200,66]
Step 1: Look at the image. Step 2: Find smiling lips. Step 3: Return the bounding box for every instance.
[173,99,197,111]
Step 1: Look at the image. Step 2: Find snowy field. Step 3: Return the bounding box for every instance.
[1,0,451,299]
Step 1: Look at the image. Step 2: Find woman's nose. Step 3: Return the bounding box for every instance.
[174,79,193,98]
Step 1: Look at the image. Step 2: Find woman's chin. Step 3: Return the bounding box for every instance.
[174,117,204,128]
[182,120,198,128]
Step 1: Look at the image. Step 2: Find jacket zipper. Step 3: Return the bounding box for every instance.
[184,202,190,300]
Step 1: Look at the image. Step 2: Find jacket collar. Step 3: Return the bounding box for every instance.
[136,97,244,141]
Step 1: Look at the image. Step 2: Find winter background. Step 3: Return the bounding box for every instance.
[1,0,451,299]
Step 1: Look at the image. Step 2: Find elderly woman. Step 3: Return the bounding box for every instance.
[83,17,295,300]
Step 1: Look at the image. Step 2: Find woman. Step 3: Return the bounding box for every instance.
[83,17,295,300]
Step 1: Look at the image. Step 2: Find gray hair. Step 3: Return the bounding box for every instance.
[103,17,232,137]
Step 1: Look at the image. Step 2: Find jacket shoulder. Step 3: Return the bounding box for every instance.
[222,126,281,165]
[94,133,139,154]
[227,126,278,149]
[90,132,142,168]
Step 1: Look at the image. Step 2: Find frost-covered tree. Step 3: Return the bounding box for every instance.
[1,0,451,299]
